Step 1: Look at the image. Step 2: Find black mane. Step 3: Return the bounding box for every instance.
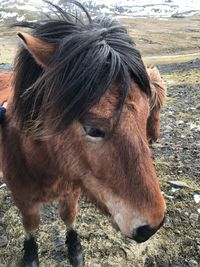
[12,0,151,135]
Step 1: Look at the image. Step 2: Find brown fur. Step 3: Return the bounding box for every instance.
[147,67,166,142]
[0,72,13,105]
[17,32,57,67]
[0,69,165,235]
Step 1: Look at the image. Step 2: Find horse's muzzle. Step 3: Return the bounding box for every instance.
[132,216,165,243]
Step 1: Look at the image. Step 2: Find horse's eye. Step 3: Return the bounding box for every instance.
[83,125,105,139]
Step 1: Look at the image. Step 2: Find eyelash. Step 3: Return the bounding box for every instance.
[83,125,105,139]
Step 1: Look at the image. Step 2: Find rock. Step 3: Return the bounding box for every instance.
[89,263,101,267]
[0,183,6,189]
[188,259,199,267]
[177,170,183,174]
[164,125,173,132]
[167,180,191,188]
[53,236,65,251]
[174,154,181,161]
[194,194,200,204]
[161,146,168,153]
[177,120,184,125]
[0,233,8,247]
[164,193,174,200]
[171,187,179,193]
[189,213,199,222]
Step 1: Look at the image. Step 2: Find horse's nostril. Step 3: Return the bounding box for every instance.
[133,224,157,243]
[133,217,165,243]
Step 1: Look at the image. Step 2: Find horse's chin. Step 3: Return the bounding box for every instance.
[82,189,110,216]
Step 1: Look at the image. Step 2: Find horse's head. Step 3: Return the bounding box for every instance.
[71,82,166,243]
[13,6,165,243]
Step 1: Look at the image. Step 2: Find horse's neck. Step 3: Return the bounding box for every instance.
[1,119,60,181]
[0,71,64,181]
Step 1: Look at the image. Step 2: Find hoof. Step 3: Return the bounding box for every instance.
[66,229,84,267]
[22,236,39,267]
[22,260,39,267]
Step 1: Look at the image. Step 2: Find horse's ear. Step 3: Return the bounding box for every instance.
[17,32,57,67]
[147,67,166,107]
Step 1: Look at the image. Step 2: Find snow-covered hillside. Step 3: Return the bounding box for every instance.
[0,0,200,22]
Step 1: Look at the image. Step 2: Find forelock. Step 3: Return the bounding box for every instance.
[12,1,150,136]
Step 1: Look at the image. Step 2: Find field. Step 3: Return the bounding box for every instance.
[0,15,200,267]
[1,16,200,64]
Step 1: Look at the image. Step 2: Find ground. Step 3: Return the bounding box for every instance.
[0,16,199,267]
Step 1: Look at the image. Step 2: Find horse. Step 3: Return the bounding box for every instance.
[0,2,166,267]
[0,68,166,144]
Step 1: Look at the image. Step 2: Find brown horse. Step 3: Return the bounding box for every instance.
[0,2,166,267]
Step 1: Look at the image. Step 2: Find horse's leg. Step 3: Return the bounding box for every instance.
[59,188,83,267]
[17,201,40,267]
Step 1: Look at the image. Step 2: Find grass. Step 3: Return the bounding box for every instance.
[162,69,200,85]
[0,16,200,65]
[119,16,200,58]
[144,54,200,65]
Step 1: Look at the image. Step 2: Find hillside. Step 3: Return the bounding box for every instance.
[1,0,200,23]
